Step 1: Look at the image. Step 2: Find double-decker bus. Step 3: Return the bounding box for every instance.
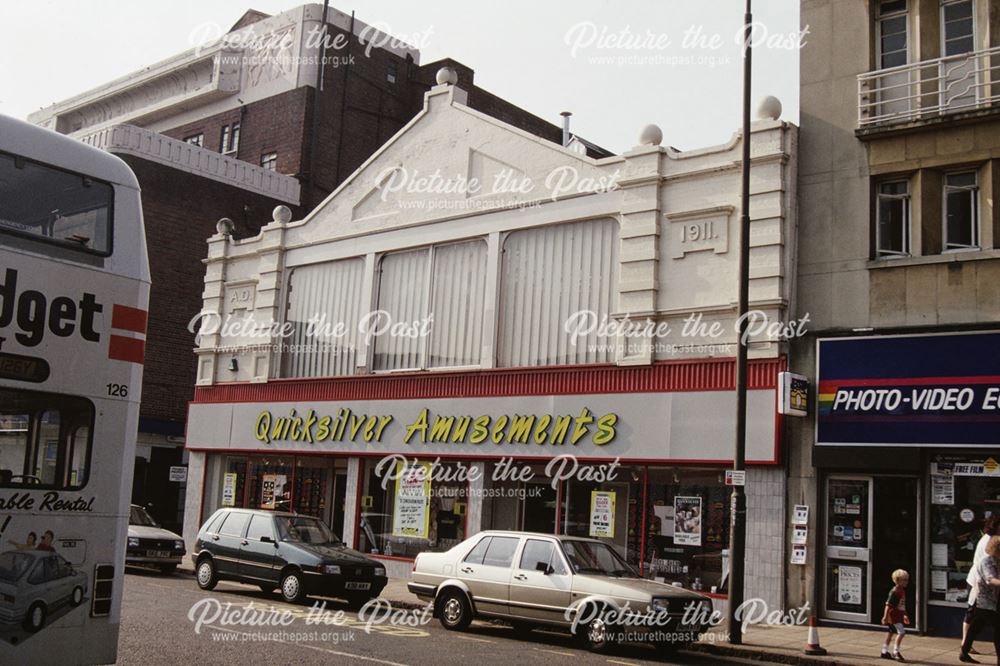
[0,114,149,664]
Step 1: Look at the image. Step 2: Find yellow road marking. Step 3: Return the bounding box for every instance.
[453,635,495,643]
[607,660,639,666]
[533,647,574,657]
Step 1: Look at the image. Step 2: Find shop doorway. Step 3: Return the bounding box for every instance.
[823,475,920,627]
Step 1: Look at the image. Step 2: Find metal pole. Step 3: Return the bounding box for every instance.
[728,0,752,646]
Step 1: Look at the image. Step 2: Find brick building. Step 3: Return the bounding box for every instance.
[28,4,608,531]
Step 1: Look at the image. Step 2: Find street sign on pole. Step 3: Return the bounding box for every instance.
[725,470,746,486]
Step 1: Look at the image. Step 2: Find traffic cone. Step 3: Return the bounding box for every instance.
[804,614,828,655]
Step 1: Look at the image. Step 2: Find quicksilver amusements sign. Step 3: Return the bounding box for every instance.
[254,407,618,447]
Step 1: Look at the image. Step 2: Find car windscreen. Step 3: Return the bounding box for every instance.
[561,540,638,577]
[0,551,34,582]
[275,516,341,546]
[129,505,157,526]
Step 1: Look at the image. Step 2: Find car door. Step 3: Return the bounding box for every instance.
[507,538,573,624]
[212,511,251,577]
[240,514,278,583]
[458,535,519,616]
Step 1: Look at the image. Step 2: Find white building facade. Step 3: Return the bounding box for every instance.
[183,75,799,612]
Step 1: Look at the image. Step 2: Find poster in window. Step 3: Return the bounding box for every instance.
[931,475,954,505]
[589,491,616,538]
[222,473,238,507]
[673,496,702,546]
[392,461,432,539]
[261,473,277,509]
[838,565,863,605]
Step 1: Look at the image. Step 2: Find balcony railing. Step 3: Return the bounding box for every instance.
[79,124,301,205]
[858,46,1000,127]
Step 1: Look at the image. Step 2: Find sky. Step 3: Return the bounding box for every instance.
[0,0,801,153]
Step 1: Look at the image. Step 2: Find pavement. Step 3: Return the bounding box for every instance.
[174,561,993,665]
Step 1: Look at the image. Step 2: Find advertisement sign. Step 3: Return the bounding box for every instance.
[673,496,702,546]
[168,466,187,482]
[222,472,237,507]
[261,474,277,510]
[817,332,1000,447]
[792,504,809,525]
[589,491,616,538]
[791,543,807,565]
[392,461,432,539]
[838,565,863,605]
[778,371,809,416]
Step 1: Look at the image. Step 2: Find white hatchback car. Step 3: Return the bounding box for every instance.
[0,549,88,632]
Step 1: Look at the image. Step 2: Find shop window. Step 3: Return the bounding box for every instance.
[876,180,911,257]
[222,456,248,509]
[943,171,979,250]
[247,458,293,512]
[929,457,1000,605]
[358,457,467,558]
[0,387,94,490]
[561,475,642,567]
[373,240,487,371]
[292,457,334,522]
[643,467,730,593]
[499,218,618,367]
[481,461,558,534]
[283,257,366,378]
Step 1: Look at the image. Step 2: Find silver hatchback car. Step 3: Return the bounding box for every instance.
[408,530,712,654]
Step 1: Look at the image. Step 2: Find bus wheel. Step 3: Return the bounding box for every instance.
[196,559,218,590]
[280,571,307,604]
[71,586,84,606]
[24,602,46,632]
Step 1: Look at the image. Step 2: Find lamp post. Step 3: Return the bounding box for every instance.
[728,0,753,646]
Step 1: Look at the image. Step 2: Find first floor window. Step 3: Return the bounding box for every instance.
[184,133,204,147]
[944,170,979,250]
[261,152,277,171]
[876,180,911,257]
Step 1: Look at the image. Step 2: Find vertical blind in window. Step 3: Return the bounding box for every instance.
[428,241,487,368]
[500,219,618,367]
[283,258,365,378]
[373,249,430,371]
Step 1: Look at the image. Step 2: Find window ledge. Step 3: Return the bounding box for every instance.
[867,248,1000,269]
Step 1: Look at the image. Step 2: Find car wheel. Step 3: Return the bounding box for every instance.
[258,584,277,595]
[437,589,472,631]
[159,564,178,575]
[23,602,46,633]
[196,558,218,590]
[576,611,614,653]
[71,585,84,607]
[280,570,307,604]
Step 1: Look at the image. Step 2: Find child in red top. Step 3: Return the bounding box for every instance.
[881,569,910,661]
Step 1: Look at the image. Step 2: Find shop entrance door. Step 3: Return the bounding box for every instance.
[823,476,920,626]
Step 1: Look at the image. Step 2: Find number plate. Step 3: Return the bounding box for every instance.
[149,550,172,558]
[345,582,371,591]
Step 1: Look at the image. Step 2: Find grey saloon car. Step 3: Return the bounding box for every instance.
[408,530,712,653]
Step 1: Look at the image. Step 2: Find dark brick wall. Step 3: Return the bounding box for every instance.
[120,155,298,425]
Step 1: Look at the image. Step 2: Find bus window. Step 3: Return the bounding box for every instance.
[0,151,113,255]
[0,387,94,490]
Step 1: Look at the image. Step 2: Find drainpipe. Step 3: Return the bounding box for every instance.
[306,0,331,210]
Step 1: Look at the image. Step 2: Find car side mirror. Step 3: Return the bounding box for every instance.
[536,561,553,575]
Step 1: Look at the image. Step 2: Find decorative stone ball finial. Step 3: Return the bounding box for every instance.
[216,217,234,237]
[757,95,782,120]
[639,124,663,146]
[436,66,458,86]
[272,205,293,225]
